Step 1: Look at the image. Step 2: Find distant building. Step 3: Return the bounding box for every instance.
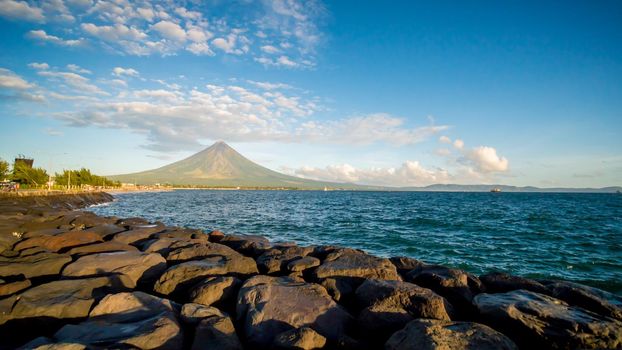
[14,155,34,169]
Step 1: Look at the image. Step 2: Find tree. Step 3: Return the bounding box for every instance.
[0,159,9,180]
[55,168,120,188]
[12,162,48,186]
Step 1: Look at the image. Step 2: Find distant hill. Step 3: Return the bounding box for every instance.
[109,142,374,189]
[109,141,621,193]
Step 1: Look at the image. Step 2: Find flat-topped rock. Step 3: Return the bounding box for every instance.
[542,280,622,320]
[0,252,71,279]
[62,251,167,287]
[256,246,314,274]
[313,250,401,281]
[220,234,272,257]
[236,275,354,348]
[180,302,226,325]
[79,223,126,239]
[287,256,321,272]
[13,230,103,253]
[166,241,249,264]
[385,319,518,350]
[0,279,31,297]
[111,224,166,245]
[154,255,258,296]
[66,241,139,256]
[474,289,622,349]
[54,291,183,350]
[480,271,549,294]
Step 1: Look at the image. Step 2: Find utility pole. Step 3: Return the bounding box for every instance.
[68,170,71,190]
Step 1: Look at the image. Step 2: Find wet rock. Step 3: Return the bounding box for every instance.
[220,234,271,257]
[180,303,226,325]
[389,256,425,276]
[66,241,139,256]
[236,275,354,348]
[474,289,622,349]
[189,276,242,307]
[13,230,103,253]
[355,279,453,341]
[111,224,166,245]
[191,314,243,350]
[0,252,71,279]
[273,327,327,350]
[385,319,518,350]
[154,255,258,296]
[480,272,549,294]
[0,279,31,297]
[62,251,167,287]
[287,256,321,272]
[405,264,484,316]
[542,280,622,320]
[54,291,183,350]
[0,275,133,325]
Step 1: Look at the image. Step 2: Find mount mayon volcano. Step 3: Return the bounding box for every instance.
[109,141,364,189]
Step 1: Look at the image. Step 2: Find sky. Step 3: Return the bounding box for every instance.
[0,0,620,188]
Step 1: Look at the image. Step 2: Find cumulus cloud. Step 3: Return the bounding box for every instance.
[152,20,186,42]
[0,68,44,102]
[0,68,34,90]
[0,0,45,22]
[465,146,509,173]
[66,64,91,74]
[26,29,84,46]
[28,62,49,70]
[112,67,139,77]
[453,139,464,149]
[37,70,107,95]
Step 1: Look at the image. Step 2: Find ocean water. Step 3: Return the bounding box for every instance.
[89,190,622,293]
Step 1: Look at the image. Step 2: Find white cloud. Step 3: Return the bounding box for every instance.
[439,135,451,144]
[67,64,91,74]
[293,161,452,187]
[28,62,49,70]
[453,139,464,149]
[0,68,34,90]
[0,0,45,22]
[260,45,280,54]
[81,23,147,42]
[37,70,107,95]
[247,80,291,90]
[26,29,84,46]
[112,67,139,77]
[465,146,509,173]
[152,20,186,42]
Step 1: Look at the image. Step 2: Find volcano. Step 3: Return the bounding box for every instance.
[109,141,356,189]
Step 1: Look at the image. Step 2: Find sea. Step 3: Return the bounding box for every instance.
[89,190,622,294]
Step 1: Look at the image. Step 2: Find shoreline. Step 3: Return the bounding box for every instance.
[0,192,620,349]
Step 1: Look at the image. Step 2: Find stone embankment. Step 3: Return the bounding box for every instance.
[0,193,620,349]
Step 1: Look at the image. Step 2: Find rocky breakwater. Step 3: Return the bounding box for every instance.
[0,194,621,349]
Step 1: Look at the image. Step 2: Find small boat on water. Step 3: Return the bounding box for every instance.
[490,188,502,193]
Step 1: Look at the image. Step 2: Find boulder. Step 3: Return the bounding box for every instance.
[21,228,68,239]
[208,230,225,242]
[79,224,126,239]
[389,256,425,275]
[62,251,167,287]
[219,234,271,257]
[313,250,401,281]
[19,337,87,350]
[355,279,453,341]
[480,272,549,294]
[13,230,102,253]
[54,291,183,350]
[189,276,242,307]
[273,327,327,350]
[69,214,118,228]
[0,279,31,297]
[154,256,258,296]
[191,314,243,350]
[385,319,518,350]
[256,246,314,274]
[542,280,622,320]
[151,227,207,241]
[111,224,165,245]
[405,264,484,316]
[166,242,248,264]
[139,237,202,256]
[320,278,354,302]
[0,252,71,279]
[236,275,354,348]
[0,275,133,325]
[287,256,321,272]
[474,289,622,349]
[180,303,226,325]
[66,241,139,256]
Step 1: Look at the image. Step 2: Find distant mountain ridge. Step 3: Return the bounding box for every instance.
[109,142,621,192]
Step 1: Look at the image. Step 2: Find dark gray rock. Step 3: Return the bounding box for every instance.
[542,280,622,320]
[480,272,549,294]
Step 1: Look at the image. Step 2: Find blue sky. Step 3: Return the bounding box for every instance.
[0,0,620,187]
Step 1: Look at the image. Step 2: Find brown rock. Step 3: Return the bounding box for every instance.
[389,256,425,275]
[180,303,226,325]
[80,224,126,239]
[313,250,401,281]
[189,276,242,307]
[13,230,103,253]
[219,234,271,257]
[287,256,321,272]
[111,224,165,245]
[191,314,243,350]
[66,241,139,256]
[0,279,31,297]
[385,319,518,350]
[236,275,354,348]
[256,246,314,274]
[62,251,167,287]
[273,327,327,350]
[474,289,622,349]
[479,272,549,294]
[0,252,71,279]
[54,291,183,350]
[166,242,248,264]
[154,256,258,296]
[542,280,622,320]
[208,230,225,242]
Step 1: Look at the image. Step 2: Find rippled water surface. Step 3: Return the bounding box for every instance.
[90,190,622,293]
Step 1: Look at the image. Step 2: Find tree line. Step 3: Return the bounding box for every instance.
[0,158,120,188]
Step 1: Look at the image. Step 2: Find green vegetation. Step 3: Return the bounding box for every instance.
[55,168,120,187]
[0,159,9,180]
[12,162,49,186]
